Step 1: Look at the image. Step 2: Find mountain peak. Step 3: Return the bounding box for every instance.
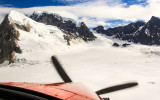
[8,10,27,25]
[0,12,22,64]
[133,15,160,45]
[150,16,160,20]
[30,11,81,27]
[147,16,160,26]
[30,11,96,41]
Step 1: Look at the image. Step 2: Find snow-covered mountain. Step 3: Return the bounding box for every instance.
[93,16,160,45]
[30,11,96,42]
[93,21,145,37]
[0,10,96,64]
[134,16,160,45]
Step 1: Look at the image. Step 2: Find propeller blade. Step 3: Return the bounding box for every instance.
[51,56,72,83]
[96,82,138,95]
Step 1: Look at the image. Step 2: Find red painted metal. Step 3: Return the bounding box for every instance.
[0,82,102,100]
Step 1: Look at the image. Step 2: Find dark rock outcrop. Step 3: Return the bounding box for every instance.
[13,23,30,32]
[112,43,131,47]
[0,15,22,64]
[30,12,96,44]
[112,43,120,47]
[122,43,131,47]
[94,16,160,45]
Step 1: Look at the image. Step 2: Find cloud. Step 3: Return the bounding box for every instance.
[0,0,160,28]
[79,17,112,27]
[137,0,146,2]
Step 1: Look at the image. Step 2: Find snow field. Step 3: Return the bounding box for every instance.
[0,10,160,100]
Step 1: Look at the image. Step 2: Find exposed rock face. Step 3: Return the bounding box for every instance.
[13,23,30,32]
[94,16,160,45]
[93,21,145,41]
[0,15,23,64]
[30,12,96,43]
[133,16,160,45]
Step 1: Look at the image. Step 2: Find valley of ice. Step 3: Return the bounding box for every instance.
[0,11,160,100]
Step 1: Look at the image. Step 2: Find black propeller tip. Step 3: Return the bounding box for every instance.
[51,56,72,83]
[96,82,138,95]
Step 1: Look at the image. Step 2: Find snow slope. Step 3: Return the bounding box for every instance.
[8,10,90,60]
[0,11,160,100]
[0,10,90,82]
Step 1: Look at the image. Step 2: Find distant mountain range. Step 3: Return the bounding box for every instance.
[93,16,160,45]
[1,10,160,64]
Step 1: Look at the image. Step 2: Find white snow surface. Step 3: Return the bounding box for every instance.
[8,10,28,25]
[0,11,160,100]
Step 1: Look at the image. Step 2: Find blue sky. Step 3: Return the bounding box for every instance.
[0,0,148,8]
[0,0,159,28]
[122,0,148,7]
[0,0,65,8]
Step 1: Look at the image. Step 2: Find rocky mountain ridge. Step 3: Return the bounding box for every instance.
[30,11,96,43]
[93,16,160,45]
[0,15,24,64]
